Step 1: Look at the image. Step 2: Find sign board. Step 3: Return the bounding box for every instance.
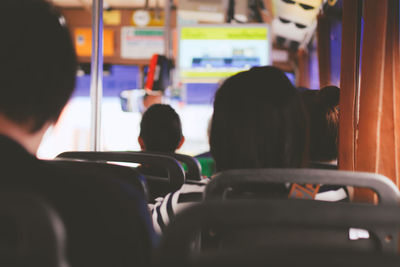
[178,25,271,83]
[104,10,121,26]
[121,27,164,59]
[74,28,115,57]
[177,0,225,24]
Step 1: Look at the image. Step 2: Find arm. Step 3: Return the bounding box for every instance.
[151,181,208,234]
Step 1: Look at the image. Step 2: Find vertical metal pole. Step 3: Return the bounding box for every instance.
[90,0,103,151]
[164,0,173,58]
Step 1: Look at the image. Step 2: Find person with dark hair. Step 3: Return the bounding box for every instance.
[301,86,339,163]
[0,1,154,266]
[210,66,308,171]
[139,104,185,153]
[151,66,312,233]
[301,86,348,201]
[0,1,77,138]
[137,104,186,180]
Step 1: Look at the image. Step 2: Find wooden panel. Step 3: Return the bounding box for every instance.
[378,0,399,185]
[338,0,361,172]
[297,49,310,88]
[356,0,388,173]
[393,0,400,186]
[354,0,388,202]
[340,0,400,202]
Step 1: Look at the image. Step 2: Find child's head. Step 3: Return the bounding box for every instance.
[139,104,184,153]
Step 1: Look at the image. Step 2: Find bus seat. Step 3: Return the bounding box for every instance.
[155,248,400,267]
[57,151,185,202]
[48,159,149,201]
[155,199,400,266]
[0,193,68,267]
[149,152,203,181]
[59,150,201,181]
[204,169,400,204]
[41,161,154,267]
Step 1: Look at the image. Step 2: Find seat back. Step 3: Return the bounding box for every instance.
[0,193,68,267]
[43,160,154,267]
[0,151,154,267]
[156,249,400,267]
[48,159,149,201]
[57,151,185,201]
[112,151,202,180]
[204,169,400,204]
[156,199,400,265]
[167,152,202,180]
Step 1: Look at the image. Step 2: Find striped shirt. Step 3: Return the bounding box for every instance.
[150,180,348,234]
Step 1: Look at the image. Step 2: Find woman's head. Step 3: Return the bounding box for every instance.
[301,86,340,162]
[209,66,308,172]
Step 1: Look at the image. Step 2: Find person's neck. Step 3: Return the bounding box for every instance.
[0,115,49,155]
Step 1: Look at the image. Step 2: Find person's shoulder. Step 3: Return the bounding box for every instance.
[0,136,52,183]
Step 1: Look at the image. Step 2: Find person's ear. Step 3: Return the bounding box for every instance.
[138,136,145,150]
[177,136,185,149]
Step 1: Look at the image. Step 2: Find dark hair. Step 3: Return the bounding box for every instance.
[210,66,308,172]
[140,104,183,153]
[0,0,77,132]
[301,86,339,161]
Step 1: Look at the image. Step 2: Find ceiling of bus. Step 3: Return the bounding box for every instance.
[51,0,166,8]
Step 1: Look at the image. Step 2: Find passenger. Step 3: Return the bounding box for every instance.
[137,104,185,177]
[0,1,154,266]
[210,66,307,171]
[152,66,309,233]
[138,104,185,153]
[301,86,349,201]
[301,86,339,164]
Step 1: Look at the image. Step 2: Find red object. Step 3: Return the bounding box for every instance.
[145,54,159,91]
[288,183,321,199]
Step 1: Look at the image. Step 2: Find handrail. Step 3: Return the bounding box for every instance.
[89,0,103,151]
[57,151,185,192]
[204,168,400,204]
[144,151,202,180]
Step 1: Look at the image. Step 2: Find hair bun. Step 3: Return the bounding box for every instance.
[319,86,340,108]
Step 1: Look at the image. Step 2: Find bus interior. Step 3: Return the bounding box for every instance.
[2,0,400,266]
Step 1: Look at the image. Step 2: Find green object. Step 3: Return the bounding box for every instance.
[181,27,268,40]
[181,162,188,172]
[197,157,216,178]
